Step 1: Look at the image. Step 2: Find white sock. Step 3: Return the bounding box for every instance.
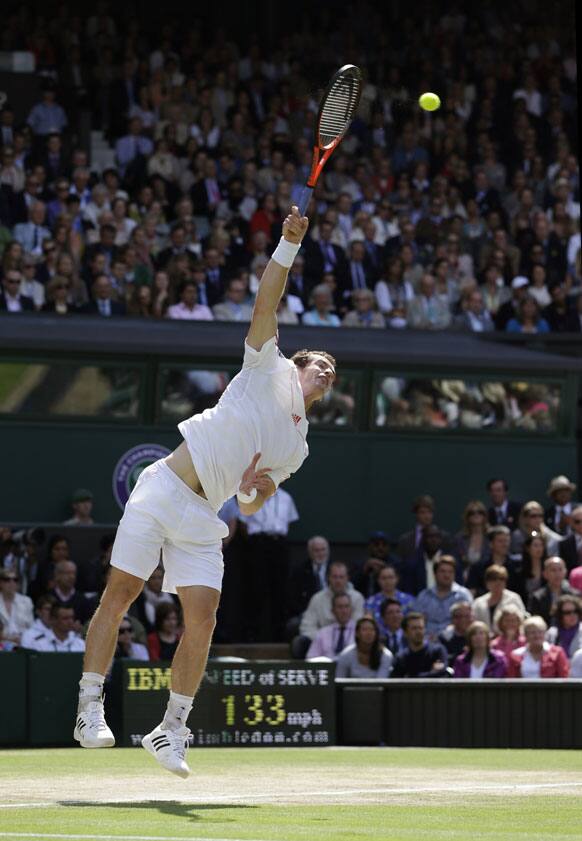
[161,690,193,731]
[79,672,105,703]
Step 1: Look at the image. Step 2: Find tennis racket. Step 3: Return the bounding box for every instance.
[298,64,363,216]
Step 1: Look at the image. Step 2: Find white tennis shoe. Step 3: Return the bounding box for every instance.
[142,724,191,778]
[74,698,115,748]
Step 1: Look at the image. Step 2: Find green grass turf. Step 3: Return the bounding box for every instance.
[0,362,28,407]
[1,747,581,841]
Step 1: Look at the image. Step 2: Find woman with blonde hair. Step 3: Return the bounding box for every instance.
[491,604,526,658]
[453,620,507,678]
[508,616,569,678]
[454,500,490,572]
[511,501,561,556]
[56,251,87,307]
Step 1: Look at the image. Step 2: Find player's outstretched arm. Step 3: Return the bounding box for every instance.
[246,206,309,351]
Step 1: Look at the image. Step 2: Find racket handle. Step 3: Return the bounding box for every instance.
[298,186,313,216]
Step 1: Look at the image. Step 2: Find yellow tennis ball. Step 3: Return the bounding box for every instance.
[419,92,441,112]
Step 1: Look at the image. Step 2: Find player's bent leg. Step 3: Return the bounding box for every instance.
[74,568,145,749]
[142,584,220,777]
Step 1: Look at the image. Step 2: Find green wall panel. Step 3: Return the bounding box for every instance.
[0,652,27,744]
[0,424,576,542]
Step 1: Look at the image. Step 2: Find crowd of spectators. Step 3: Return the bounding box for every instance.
[2,471,582,679]
[0,2,579,333]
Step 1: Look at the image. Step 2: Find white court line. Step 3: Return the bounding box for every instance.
[1,779,582,810]
[0,835,272,841]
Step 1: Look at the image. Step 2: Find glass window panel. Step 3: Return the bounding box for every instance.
[0,362,141,419]
[374,376,561,433]
[306,374,357,428]
[159,368,231,423]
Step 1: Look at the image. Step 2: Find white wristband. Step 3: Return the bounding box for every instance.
[237,487,257,504]
[271,237,301,269]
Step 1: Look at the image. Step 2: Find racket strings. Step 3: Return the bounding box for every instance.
[318,75,361,147]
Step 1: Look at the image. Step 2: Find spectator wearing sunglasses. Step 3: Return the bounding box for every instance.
[0,270,34,312]
[42,276,75,314]
[115,617,149,660]
[510,501,562,557]
[544,596,582,660]
[0,569,34,647]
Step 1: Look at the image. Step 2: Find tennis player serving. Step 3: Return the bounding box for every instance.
[74,206,336,776]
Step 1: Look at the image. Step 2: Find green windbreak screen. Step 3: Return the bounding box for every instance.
[374,376,562,433]
[0,362,141,419]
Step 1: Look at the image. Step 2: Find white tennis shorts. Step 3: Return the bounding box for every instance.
[110,459,229,594]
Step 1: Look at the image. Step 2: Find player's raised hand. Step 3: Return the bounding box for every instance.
[239,453,273,496]
[282,206,309,244]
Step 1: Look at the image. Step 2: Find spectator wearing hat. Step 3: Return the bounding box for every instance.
[528,557,580,626]
[63,489,95,525]
[545,595,582,660]
[560,505,582,572]
[545,475,579,537]
[507,616,569,678]
[494,275,530,330]
[351,531,401,598]
[413,555,473,638]
[486,478,522,529]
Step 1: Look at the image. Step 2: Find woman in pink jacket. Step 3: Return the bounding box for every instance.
[507,616,569,678]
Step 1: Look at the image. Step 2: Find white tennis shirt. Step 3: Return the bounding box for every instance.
[178,337,309,512]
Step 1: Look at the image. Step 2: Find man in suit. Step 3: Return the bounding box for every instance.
[305,593,355,659]
[190,159,223,218]
[286,535,331,628]
[397,495,437,560]
[528,557,580,626]
[38,133,71,183]
[406,273,451,330]
[559,505,582,572]
[109,59,138,140]
[212,277,253,322]
[203,247,227,306]
[454,290,495,332]
[287,254,311,308]
[398,525,459,597]
[486,478,522,529]
[11,172,43,225]
[156,224,190,270]
[304,219,348,286]
[0,271,35,312]
[13,202,51,256]
[81,275,126,317]
[341,241,376,306]
[545,475,579,536]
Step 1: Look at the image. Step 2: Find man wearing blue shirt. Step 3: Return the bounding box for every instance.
[413,556,473,638]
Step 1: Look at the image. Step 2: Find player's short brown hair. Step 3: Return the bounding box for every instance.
[291,349,336,370]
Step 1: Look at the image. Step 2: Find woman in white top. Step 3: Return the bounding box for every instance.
[527,263,551,308]
[335,617,393,678]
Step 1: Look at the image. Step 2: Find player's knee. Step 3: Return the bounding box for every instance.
[182,608,217,637]
[101,574,142,615]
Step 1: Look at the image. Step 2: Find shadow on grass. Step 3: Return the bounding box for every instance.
[60,800,256,823]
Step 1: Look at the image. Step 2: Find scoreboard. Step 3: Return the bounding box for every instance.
[111,660,336,747]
